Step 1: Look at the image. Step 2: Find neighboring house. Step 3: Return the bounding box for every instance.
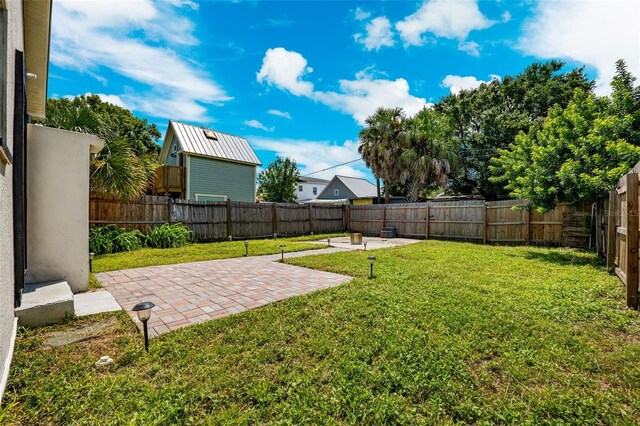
[1,0,104,403]
[157,121,261,203]
[297,176,328,202]
[314,175,378,205]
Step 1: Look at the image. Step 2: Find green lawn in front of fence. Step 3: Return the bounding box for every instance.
[91,233,346,273]
[5,241,640,424]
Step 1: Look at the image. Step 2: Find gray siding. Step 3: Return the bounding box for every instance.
[188,155,255,202]
[164,135,179,166]
[318,179,356,200]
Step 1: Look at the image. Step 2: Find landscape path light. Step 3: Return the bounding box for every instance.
[244,240,249,256]
[280,244,286,262]
[363,240,367,251]
[132,301,155,352]
[89,252,95,272]
[368,256,376,279]
[327,237,331,247]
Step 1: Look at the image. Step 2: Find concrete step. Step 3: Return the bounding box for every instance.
[15,280,75,327]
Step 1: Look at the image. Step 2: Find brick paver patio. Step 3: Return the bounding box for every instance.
[96,248,351,337]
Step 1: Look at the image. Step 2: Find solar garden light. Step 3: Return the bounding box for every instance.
[228,235,233,242]
[273,233,277,240]
[244,240,249,256]
[363,240,367,251]
[368,256,376,279]
[132,301,155,352]
[327,237,331,247]
[280,244,286,262]
[89,252,95,272]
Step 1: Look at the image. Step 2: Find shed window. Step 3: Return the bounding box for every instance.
[203,129,218,140]
[313,187,317,195]
[334,189,339,196]
[298,185,303,192]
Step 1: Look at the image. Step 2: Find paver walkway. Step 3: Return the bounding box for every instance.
[96,248,352,337]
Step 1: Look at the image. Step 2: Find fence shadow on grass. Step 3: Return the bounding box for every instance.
[523,250,603,268]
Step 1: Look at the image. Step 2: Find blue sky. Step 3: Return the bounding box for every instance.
[48,0,640,181]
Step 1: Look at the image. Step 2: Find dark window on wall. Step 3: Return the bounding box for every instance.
[313,187,317,195]
[298,185,303,192]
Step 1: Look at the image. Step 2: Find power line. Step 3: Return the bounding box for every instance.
[301,158,364,177]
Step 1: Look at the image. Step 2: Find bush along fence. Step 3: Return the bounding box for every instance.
[90,196,592,246]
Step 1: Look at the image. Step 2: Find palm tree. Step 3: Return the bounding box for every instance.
[358,107,406,203]
[44,101,152,198]
[399,108,456,202]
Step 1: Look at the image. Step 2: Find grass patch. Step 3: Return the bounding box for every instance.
[5,241,640,424]
[91,235,337,273]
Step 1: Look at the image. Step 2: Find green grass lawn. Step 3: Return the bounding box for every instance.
[5,241,640,424]
[91,233,344,273]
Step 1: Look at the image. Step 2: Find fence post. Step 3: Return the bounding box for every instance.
[167,197,173,225]
[344,205,349,231]
[482,202,487,244]
[272,203,278,235]
[524,207,531,246]
[308,204,314,234]
[425,204,430,239]
[626,173,639,309]
[607,190,617,271]
[226,199,233,238]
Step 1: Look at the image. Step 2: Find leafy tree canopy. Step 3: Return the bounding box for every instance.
[257,157,300,203]
[490,60,640,212]
[435,60,594,199]
[48,94,161,156]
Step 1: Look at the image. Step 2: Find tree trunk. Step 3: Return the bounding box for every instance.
[376,177,381,204]
[384,180,390,204]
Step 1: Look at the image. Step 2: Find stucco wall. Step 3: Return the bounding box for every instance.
[0,0,23,401]
[25,125,103,293]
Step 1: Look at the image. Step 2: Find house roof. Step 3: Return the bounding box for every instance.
[298,176,329,184]
[166,120,261,166]
[319,175,377,199]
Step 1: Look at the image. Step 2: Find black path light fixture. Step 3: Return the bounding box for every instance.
[132,301,155,352]
[244,240,249,256]
[89,252,95,272]
[327,237,331,247]
[363,240,367,251]
[368,256,376,279]
[280,244,286,262]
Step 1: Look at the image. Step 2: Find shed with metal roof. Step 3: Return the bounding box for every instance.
[157,121,261,202]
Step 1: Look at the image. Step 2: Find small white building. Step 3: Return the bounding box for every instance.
[297,176,329,202]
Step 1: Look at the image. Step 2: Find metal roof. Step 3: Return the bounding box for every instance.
[335,175,377,198]
[171,121,261,166]
[298,176,329,184]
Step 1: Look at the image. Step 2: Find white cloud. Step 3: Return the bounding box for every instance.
[244,119,274,132]
[267,109,292,119]
[92,93,133,109]
[518,0,640,95]
[354,7,371,22]
[441,74,498,94]
[251,137,367,180]
[395,0,494,55]
[458,41,480,57]
[256,47,314,96]
[51,0,230,122]
[257,48,427,124]
[354,16,396,51]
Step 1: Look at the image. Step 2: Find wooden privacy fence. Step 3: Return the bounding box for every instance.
[90,196,345,242]
[349,200,592,246]
[607,167,640,309]
[90,196,591,246]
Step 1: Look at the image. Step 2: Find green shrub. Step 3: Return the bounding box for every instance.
[146,223,193,249]
[90,225,145,255]
[113,229,145,252]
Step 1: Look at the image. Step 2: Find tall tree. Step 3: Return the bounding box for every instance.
[490,60,640,212]
[44,101,152,198]
[436,61,594,199]
[257,157,300,203]
[358,107,406,203]
[399,108,456,202]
